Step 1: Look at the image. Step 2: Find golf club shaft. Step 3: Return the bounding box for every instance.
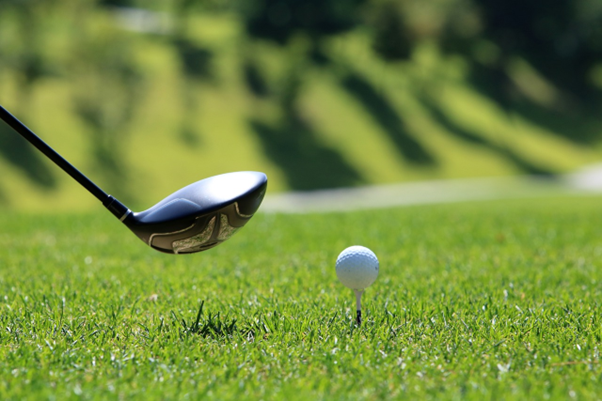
[0,105,130,219]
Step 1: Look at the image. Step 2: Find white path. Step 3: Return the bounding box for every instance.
[262,164,602,213]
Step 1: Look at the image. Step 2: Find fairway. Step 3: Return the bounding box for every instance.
[1,196,602,399]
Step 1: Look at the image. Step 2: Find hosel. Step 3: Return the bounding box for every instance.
[103,196,132,222]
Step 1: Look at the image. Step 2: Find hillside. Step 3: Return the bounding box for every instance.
[1,11,601,211]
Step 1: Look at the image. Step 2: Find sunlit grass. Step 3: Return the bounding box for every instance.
[1,17,601,211]
[0,196,601,399]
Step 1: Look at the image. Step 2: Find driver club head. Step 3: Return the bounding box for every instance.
[119,171,267,254]
[0,105,268,255]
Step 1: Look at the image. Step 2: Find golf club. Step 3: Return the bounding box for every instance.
[0,105,267,254]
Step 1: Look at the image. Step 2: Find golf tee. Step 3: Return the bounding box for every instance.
[354,290,363,326]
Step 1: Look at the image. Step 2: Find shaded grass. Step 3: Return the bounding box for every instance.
[0,196,602,399]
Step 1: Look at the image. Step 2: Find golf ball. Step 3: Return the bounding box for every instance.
[336,245,379,291]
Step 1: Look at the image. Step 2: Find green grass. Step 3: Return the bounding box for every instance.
[2,12,601,211]
[1,196,602,399]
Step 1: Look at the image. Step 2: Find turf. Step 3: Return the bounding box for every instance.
[1,196,602,399]
[2,12,601,211]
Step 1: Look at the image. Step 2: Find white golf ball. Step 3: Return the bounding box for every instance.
[336,245,379,291]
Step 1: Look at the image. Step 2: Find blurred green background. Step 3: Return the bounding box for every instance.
[1,0,602,211]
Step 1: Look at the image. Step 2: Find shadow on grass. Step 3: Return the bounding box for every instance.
[249,113,364,190]
[419,95,556,176]
[176,301,244,340]
[340,72,436,166]
[172,38,213,82]
[511,100,602,146]
[243,59,271,98]
[468,63,602,145]
[0,122,57,188]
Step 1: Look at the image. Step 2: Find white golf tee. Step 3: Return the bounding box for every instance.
[354,289,363,326]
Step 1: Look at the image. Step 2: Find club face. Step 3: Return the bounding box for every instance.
[123,171,267,254]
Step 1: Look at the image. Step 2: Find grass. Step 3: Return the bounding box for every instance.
[0,195,602,399]
[2,12,601,211]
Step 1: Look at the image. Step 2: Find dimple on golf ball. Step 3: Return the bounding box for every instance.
[336,245,379,291]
